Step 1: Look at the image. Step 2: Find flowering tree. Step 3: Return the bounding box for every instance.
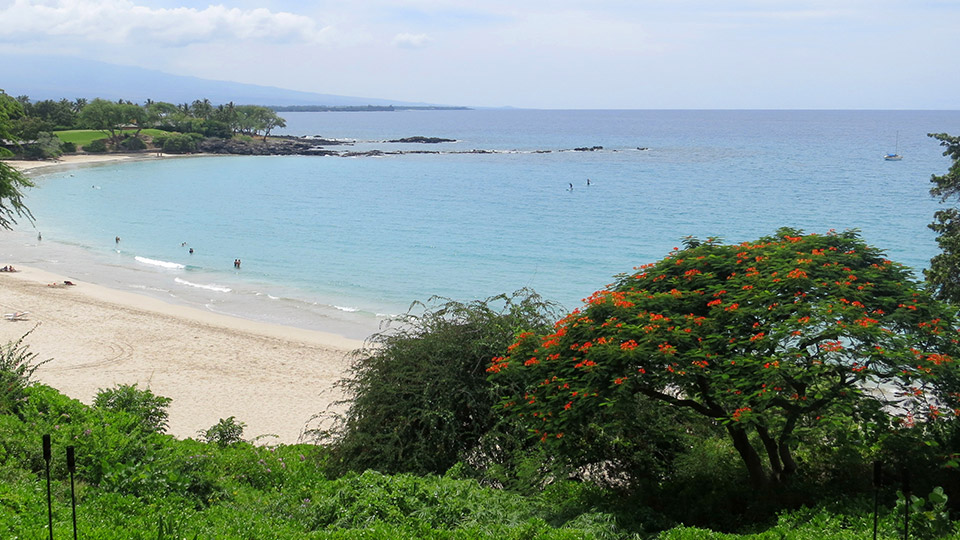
[491,230,960,489]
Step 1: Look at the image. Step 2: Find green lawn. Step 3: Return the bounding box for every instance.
[54,128,168,146]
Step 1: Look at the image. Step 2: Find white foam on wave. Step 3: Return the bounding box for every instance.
[174,277,232,293]
[135,256,185,270]
[128,284,171,294]
[334,305,360,313]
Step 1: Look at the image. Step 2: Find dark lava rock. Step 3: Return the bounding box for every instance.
[387,136,456,144]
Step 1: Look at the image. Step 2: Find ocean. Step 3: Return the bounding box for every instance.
[4,109,960,339]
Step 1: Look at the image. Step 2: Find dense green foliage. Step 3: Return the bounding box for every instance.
[317,291,562,477]
[81,138,108,153]
[1,353,957,538]
[7,94,288,156]
[0,89,35,229]
[200,416,247,447]
[926,132,960,303]
[93,383,172,433]
[154,131,202,154]
[493,230,960,490]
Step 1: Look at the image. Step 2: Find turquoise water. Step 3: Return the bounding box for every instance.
[4,110,960,339]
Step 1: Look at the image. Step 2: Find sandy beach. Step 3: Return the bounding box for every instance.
[1,154,365,444]
[6,151,203,174]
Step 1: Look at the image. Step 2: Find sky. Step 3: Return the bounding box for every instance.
[1,0,958,109]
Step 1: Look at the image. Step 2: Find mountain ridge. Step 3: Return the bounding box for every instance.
[2,55,437,107]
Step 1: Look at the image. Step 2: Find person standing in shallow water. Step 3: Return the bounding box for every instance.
[234,259,241,268]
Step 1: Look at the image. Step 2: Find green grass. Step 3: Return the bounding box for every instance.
[54,129,168,147]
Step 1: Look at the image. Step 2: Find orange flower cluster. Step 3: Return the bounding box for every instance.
[819,341,844,352]
[658,342,677,355]
[486,356,509,373]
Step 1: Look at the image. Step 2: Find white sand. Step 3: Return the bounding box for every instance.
[1,155,366,444]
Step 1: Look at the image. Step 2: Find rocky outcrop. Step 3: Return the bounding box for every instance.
[197,138,339,156]
[191,136,624,158]
[386,136,456,144]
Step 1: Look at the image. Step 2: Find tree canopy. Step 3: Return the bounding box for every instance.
[492,229,960,489]
[0,90,34,229]
[926,132,960,303]
[317,291,561,476]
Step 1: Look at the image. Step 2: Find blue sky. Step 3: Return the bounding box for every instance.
[1,0,958,109]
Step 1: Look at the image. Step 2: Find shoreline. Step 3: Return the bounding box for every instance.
[0,264,364,444]
[4,151,212,175]
[4,151,368,444]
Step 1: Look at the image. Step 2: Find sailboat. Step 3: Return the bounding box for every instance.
[884,132,903,161]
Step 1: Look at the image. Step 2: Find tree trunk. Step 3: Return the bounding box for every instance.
[756,426,784,480]
[778,440,797,477]
[726,424,769,489]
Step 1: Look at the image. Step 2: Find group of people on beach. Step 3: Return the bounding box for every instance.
[0,265,18,272]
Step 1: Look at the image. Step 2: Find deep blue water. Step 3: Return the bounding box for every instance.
[4,110,960,339]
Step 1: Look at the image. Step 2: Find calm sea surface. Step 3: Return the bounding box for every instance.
[4,110,960,339]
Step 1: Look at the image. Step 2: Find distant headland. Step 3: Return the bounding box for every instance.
[270,105,471,112]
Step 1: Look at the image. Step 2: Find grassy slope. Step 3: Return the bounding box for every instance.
[54,129,167,146]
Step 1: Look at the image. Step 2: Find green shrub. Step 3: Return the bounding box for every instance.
[21,132,64,159]
[93,383,171,433]
[161,132,198,154]
[315,290,561,476]
[120,135,146,151]
[60,141,76,153]
[0,332,48,416]
[83,138,109,152]
[203,120,233,139]
[200,416,246,447]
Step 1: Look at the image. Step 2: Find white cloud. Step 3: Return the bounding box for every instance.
[0,0,331,46]
[392,32,431,48]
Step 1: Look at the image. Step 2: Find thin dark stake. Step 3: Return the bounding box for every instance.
[903,469,911,540]
[43,434,53,540]
[873,461,881,540]
[67,446,77,540]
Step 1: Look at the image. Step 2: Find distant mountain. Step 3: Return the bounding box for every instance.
[1,55,434,107]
